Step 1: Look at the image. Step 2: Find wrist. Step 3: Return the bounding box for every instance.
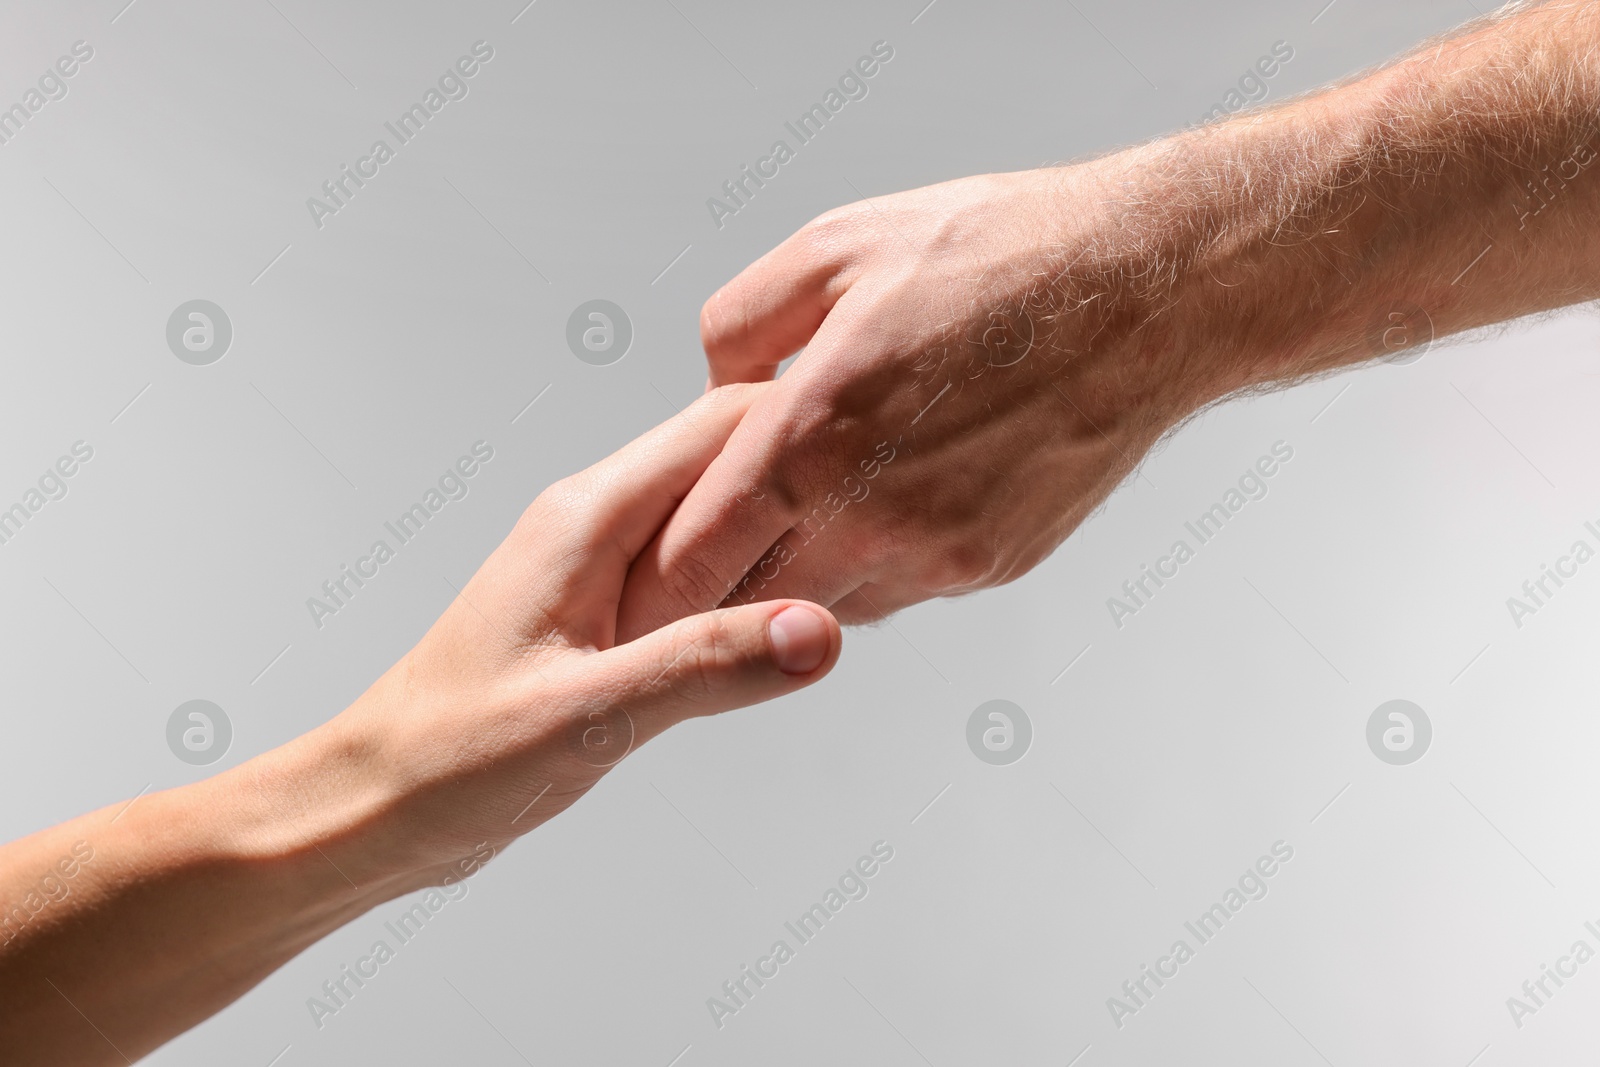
[1100,6,1600,404]
[1024,159,1225,447]
[1054,92,1406,419]
[174,713,419,908]
[24,720,417,1050]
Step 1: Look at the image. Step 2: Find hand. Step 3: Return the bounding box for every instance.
[616,167,1211,636]
[0,382,842,1065]
[619,0,1600,639]
[327,379,843,884]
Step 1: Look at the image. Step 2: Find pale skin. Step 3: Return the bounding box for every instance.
[8,3,1600,1062]
[0,385,841,1064]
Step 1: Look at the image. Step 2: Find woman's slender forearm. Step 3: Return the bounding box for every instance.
[0,383,840,1065]
[0,717,412,1063]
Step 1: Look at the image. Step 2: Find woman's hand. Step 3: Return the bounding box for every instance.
[337,380,842,882]
[0,382,840,1066]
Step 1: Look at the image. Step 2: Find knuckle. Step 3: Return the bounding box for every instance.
[523,473,597,542]
[775,381,850,452]
[761,447,833,521]
[764,415,858,515]
[801,205,864,250]
[666,614,739,697]
[699,290,747,361]
[657,549,734,614]
[938,539,997,591]
[696,380,761,417]
[522,475,579,529]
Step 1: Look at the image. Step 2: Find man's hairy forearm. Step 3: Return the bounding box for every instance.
[615,1,1600,632]
[1066,1,1600,426]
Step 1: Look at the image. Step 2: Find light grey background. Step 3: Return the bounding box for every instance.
[1,0,1594,1063]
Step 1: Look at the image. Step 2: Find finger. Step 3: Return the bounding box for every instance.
[721,529,875,615]
[719,530,919,626]
[613,389,803,642]
[701,223,852,387]
[587,601,841,749]
[828,582,921,626]
[550,382,768,564]
[468,383,767,650]
[621,284,895,643]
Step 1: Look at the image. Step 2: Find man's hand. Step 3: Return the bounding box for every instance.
[618,167,1197,636]
[619,1,1600,639]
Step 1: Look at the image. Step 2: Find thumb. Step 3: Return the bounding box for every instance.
[589,601,840,744]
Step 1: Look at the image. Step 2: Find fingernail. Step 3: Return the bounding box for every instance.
[769,606,829,675]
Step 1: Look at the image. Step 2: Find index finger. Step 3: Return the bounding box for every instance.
[614,394,801,643]
[465,382,770,651]
[700,216,854,387]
